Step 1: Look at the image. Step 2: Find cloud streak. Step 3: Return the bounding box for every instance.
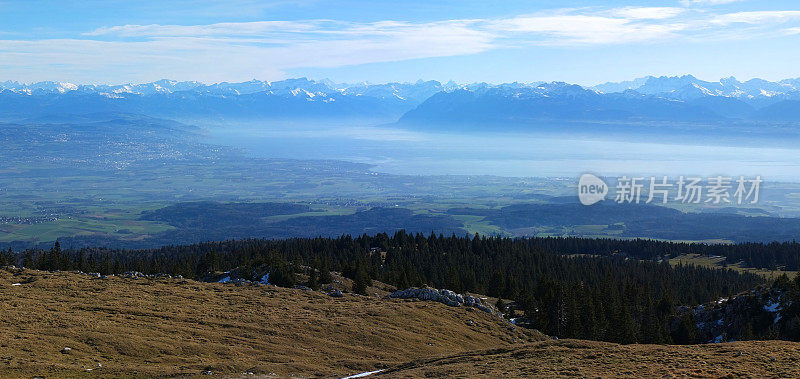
[1,5,799,83]
[680,0,746,6]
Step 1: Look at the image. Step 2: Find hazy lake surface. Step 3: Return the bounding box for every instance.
[206,123,800,182]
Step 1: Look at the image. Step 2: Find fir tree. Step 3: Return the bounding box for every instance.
[496,298,507,316]
[318,261,332,284]
[307,268,319,290]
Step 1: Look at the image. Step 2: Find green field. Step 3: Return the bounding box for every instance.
[670,253,798,280]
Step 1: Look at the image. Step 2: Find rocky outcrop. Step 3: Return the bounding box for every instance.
[389,287,498,314]
[686,284,796,343]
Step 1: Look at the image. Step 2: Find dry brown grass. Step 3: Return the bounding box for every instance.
[0,268,540,378]
[379,339,800,378]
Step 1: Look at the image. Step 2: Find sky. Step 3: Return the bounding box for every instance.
[1,0,800,85]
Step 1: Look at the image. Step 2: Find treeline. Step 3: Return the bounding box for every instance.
[0,232,766,344]
[524,237,800,271]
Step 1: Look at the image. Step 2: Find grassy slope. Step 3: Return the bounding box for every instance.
[379,339,800,378]
[0,269,540,377]
[669,253,798,280]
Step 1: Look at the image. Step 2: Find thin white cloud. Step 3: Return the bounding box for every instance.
[86,21,326,37]
[488,14,687,45]
[608,7,686,20]
[2,5,800,83]
[785,27,800,35]
[0,20,495,83]
[711,11,800,25]
[680,0,746,6]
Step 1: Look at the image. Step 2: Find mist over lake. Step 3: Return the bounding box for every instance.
[207,122,800,181]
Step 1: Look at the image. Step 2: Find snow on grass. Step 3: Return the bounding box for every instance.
[341,369,385,378]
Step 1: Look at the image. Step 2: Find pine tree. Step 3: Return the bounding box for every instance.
[318,261,332,284]
[4,247,13,267]
[397,269,410,289]
[503,273,519,300]
[488,271,504,298]
[270,264,296,288]
[352,266,371,295]
[22,252,33,269]
[307,268,319,290]
[672,313,698,344]
[496,298,507,316]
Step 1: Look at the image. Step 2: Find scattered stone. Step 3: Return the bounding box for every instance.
[122,271,146,279]
[328,289,343,298]
[61,347,72,354]
[389,288,498,314]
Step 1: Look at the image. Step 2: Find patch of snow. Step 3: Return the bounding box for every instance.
[11,283,22,286]
[764,301,781,313]
[260,273,270,285]
[341,369,385,378]
[218,276,231,283]
[764,300,782,323]
[99,92,125,99]
[713,334,723,343]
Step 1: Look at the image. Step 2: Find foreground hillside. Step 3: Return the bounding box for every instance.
[379,339,800,378]
[0,268,538,377]
[3,268,800,378]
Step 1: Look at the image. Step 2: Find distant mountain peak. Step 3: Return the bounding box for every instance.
[2,76,800,124]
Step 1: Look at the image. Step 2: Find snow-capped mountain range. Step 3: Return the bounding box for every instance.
[1,76,800,124]
[0,78,450,103]
[3,75,797,102]
[593,75,800,103]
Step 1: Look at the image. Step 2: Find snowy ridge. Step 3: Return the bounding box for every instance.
[0,77,446,104]
[4,75,798,104]
[593,75,800,102]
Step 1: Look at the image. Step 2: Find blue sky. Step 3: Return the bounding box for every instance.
[1,0,799,84]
